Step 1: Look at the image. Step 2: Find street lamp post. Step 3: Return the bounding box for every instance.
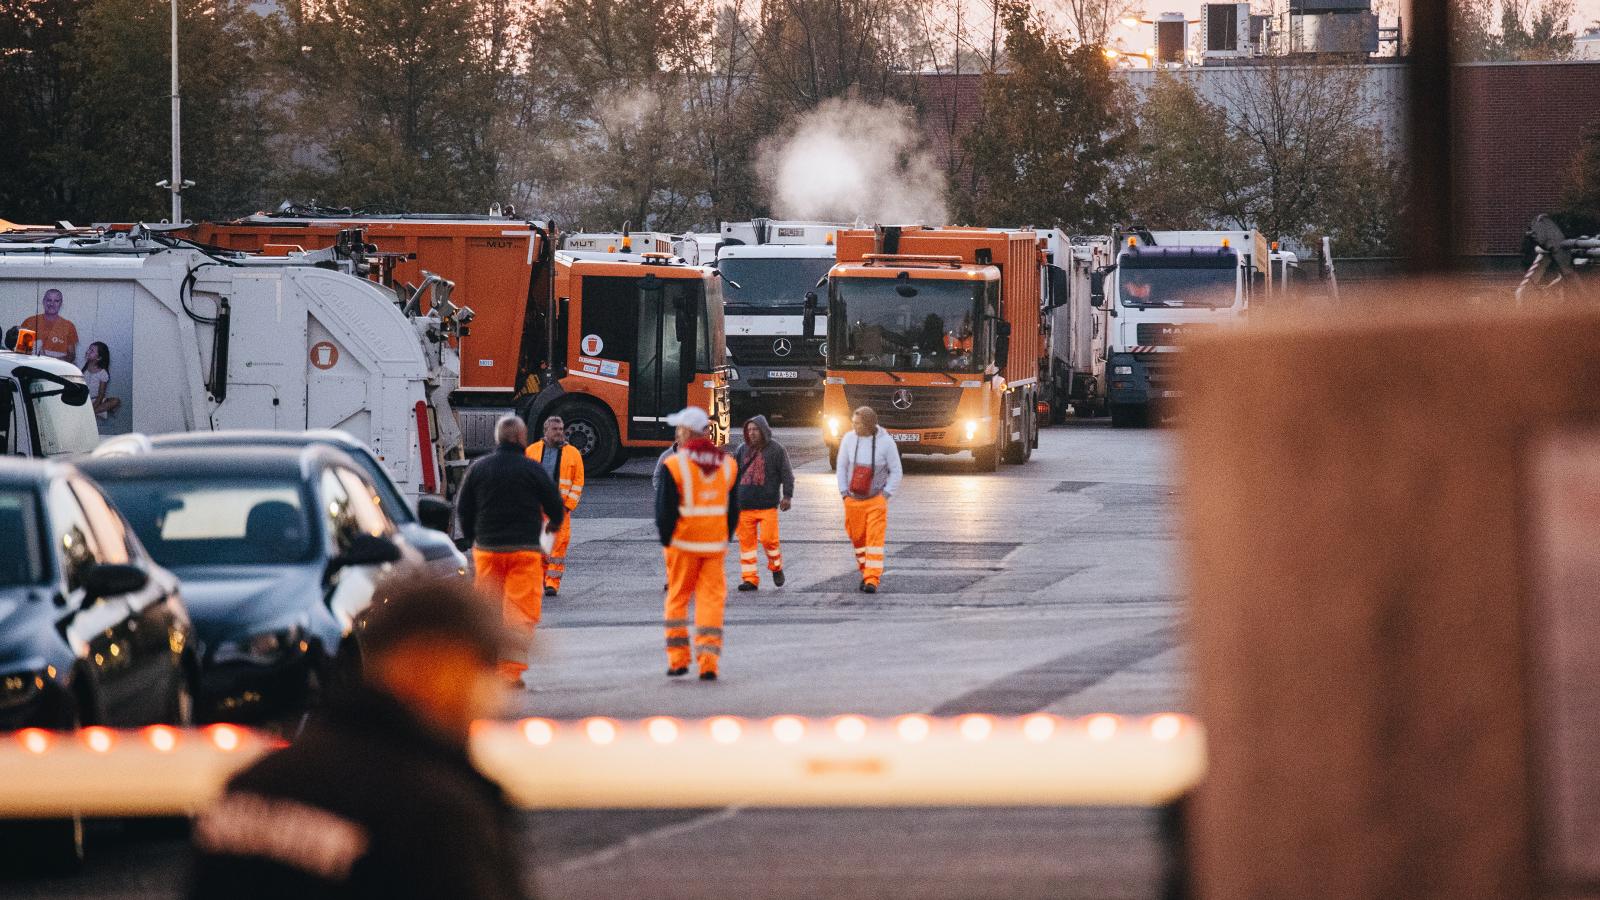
[168,0,183,222]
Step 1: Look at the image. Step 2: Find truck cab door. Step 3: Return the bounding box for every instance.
[628,277,691,442]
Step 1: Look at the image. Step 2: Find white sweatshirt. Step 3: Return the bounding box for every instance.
[836,426,904,499]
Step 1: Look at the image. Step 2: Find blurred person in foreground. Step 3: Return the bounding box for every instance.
[655,406,740,679]
[190,574,530,900]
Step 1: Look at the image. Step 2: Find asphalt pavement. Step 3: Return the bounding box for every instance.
[8,419,1183,900]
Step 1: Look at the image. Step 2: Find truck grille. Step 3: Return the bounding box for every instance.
[1137,355,1181,394]
[728,334,824,368]
[842,385,961,430]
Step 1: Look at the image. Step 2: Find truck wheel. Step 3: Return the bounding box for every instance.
[1002,402,1028,465]
[973,443,998,472]
[1110,404,1145,428]
[827,446,838,471]
[1073,402,1097,419]
[550,400,620,474]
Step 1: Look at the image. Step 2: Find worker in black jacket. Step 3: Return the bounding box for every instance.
[455,415,566,684]
[190,574,531,900]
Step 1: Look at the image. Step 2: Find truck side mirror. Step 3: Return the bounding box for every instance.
[1047,266,1069,310]
[1089,271,1106,308]
[994,321,1012,372]
[803,292,818,339]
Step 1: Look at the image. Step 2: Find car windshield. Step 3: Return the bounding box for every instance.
[0,488,44,586]
[94,476,316,567]
[830,277,982,372]
[1119,265,1238,308]
[718,257,836,310]
[343,450,413,524]
[22,374,100,456]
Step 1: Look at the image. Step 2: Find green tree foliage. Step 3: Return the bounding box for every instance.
[271,0,508,211]
[0,0,270,223]
[956,0,1130,229]
[1453,0,1577,60]
[1124,64,1403,255]
[1558,120,1600,234]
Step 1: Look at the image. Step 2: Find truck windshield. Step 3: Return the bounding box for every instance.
[830,277,983,372]
[718,257,835,310]
[95,476,316,567]
[0,489,45,586]
[22,373,99,456]
[1119,266,1238,308]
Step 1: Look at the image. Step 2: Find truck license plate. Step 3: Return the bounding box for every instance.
[892,433,921,443]
[767,370,799,379]
[1162,390,1183,398]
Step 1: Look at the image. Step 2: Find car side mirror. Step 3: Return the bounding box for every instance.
[80,562,149,601]
[326,533,402,581]
[803,292,818,339]
[416,495,452,533]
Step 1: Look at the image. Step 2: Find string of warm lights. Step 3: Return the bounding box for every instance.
[1,713,1204,816]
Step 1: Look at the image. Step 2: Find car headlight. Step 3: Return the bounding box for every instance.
[214,624,306,664]
[963,419,979,441]
[826,416,842,438]
[1113,365,1134,375]
[0,670,46,711]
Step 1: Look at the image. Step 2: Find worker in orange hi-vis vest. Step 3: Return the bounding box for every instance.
[525,415,584,597]
[655,406,741,681]
[836,406,903,594]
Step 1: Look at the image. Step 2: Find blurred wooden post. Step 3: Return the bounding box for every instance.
[1179,298,1600,899]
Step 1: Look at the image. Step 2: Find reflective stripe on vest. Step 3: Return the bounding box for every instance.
[668,451,736,553]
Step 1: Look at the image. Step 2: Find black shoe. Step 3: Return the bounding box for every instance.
[862,582,878,594]
[772,568,786,587]
[699,671,718,681]
[738,581,758,592]
[667,667,689,677]
[544,586,557,597]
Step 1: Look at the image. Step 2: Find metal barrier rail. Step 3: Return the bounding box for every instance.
[0,713,1203,816]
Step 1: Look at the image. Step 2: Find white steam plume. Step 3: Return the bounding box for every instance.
[758,97,948,226]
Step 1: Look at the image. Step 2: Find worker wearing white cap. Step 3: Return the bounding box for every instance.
[654,406,741,680]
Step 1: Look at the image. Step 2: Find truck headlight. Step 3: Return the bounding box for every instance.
[826,416,842,438]
[963,419,979,441]
[1113,365,1134,375]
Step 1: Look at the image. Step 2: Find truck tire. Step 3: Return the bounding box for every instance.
[973,442,998,472]
[548,399,621,475]
[1073,402,1097,419]
[827,445,838,471]
[1002,401,1028,465]
[1110,404,1145,428]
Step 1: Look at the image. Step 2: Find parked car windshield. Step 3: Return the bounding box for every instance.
[22,373,100,456]
[0,488,45,586]
[93,476,316,567]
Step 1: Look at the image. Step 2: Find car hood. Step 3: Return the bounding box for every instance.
[400,523,464,565]
[0,587,72,673]
[168,564,326,651]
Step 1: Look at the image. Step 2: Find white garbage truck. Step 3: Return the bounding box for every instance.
[716,219,846,419]
[0,227,466,499]
[1038,230,1113,422]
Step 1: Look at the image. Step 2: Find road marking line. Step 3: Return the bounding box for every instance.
[551,805,744,872]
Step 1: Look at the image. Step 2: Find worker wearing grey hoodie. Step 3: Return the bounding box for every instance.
[733,415,795,591]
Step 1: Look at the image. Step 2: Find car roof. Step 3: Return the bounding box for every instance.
[145,429,367,453]
[76,445,354,481]
[0,455,75,487]
[0,350,85,380]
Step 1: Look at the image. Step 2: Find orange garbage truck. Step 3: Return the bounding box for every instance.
[816,226,1044,472]
[186,211,729,471]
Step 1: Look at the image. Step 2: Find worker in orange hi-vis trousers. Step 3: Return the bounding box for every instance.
[655,406,741,681]
[836,406,903,594]
[732,415,794,592]
[455,416,566,685]
[525,415,585,597]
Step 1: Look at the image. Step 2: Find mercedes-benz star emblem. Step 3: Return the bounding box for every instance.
[892,389,914,410]
[772,338,793,357]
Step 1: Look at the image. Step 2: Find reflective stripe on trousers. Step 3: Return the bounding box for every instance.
[664,547,727,674]
[473,548,544,678]
[736,508,782,582]
[843,494,888,586]
[544,518,571,588]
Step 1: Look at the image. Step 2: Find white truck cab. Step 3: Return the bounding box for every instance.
[1100,228,1270,426]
